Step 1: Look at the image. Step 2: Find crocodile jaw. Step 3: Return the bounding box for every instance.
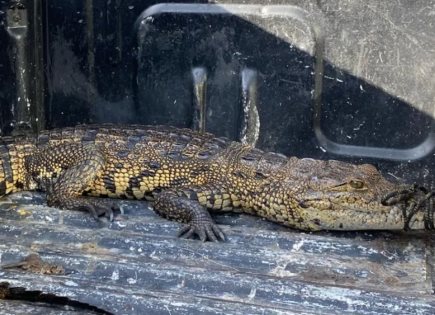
[295,203,426,231]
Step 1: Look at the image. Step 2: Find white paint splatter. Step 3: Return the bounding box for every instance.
[116,221,127,228]
[127,278,137,284]
[64,280,78,287]
[292,240,305,252]
[111,269,119,281]
[248,286,257,300]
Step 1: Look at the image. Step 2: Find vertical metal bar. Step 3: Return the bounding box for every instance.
[32,0,45,131]
[85,0,96,110]
[115,0,123,62]
[192,67,207,132]
[240,68,260,146]
[6,0,31,134]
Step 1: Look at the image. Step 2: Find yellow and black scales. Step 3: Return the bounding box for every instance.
[0,125,433,241]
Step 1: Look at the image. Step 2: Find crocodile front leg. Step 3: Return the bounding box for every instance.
[154,189,226,242]
[26,143,117,220]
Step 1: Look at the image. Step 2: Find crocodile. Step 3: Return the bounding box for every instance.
[0,124,433,241]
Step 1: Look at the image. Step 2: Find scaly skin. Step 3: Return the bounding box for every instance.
[0,124,433,241]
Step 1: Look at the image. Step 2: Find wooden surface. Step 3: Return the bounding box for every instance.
[0,192,434,314]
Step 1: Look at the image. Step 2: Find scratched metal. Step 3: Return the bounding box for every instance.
[0,193,434,314]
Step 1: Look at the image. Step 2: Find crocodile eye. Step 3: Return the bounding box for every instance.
[349,179,365,189]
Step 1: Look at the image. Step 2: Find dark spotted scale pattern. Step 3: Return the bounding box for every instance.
[0,124,433,241]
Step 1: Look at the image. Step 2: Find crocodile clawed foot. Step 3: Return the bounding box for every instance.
[382,185,435,230]
[48,196,120,222]
[83,203,116,222]
[381,184,420,206]
[153,189,227,242]
[177,220,226,242]
[423,191,434,230]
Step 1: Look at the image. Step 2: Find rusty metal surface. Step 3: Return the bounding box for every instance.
[0,193,434,314]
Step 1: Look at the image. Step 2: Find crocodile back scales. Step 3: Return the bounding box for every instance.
[0,124,432,232]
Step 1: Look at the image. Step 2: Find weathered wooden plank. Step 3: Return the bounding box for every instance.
[0,202,431,294]
[2,276,306,315]
[1,194,434,314]
[0,300,100,315]
[2,267,435,315]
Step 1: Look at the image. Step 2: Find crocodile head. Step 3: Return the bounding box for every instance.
[267,158,433,231]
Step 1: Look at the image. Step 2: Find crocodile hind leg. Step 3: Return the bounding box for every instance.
[26,143,118,220]
[154,188,226,242]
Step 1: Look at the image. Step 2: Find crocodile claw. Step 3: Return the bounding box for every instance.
[177,221,226,242]
[57,198,120,222]
[47,194,122,222]
[85,204,115,222]
[382,184,435,230]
